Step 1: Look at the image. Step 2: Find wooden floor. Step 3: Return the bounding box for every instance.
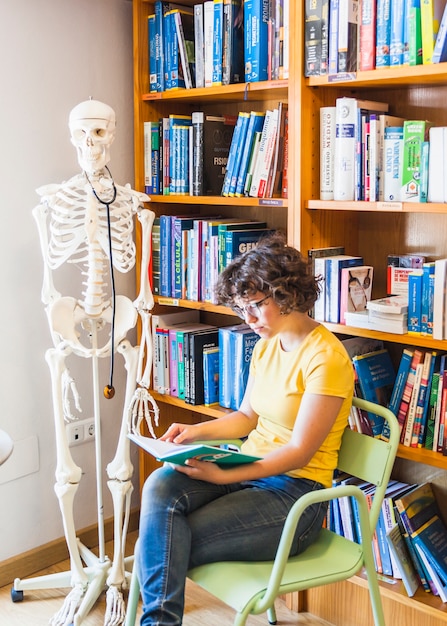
[1,531,333,626]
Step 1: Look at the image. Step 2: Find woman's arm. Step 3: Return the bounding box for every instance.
[176,391,344,485]
[159,375,259,444]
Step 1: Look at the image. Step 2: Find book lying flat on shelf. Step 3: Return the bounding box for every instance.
[128,433,261,466]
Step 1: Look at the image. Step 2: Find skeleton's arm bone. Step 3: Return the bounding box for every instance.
[33,201,61,306]
[133,205,155,313]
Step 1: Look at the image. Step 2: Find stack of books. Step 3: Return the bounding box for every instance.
[366,295,409,334]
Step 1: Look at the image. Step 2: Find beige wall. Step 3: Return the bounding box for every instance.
[0,0,139,561]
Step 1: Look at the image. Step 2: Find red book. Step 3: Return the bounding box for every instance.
[397,349,424,442]
[359,0,376,71]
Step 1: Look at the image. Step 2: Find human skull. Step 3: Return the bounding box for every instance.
[69,99,116,175]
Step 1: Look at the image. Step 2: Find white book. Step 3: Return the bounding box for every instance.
[253,108,279,198]
[414,543,447,602]
[378,114,406,201]
[248,109,275,197]
[194,3,205,88]
[203,0,214,87]
[313,256,327,321]
[367,295,408,314]
[333,97,357,201]
[174,8,194,89]
[383,126,403,202]
[433,258,447,340]
[320,106,336,200]
[428,126,447,203]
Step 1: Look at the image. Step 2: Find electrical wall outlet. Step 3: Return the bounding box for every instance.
[66,418,95,447]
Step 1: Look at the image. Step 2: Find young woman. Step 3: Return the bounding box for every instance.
[137,233,354,626]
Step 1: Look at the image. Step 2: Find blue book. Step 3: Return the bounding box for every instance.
[187,328,219,405]
[244,0,269,82]
[384,348,414,440]
[160,214,173,296]
[421,262,435,335]
[324,255,364,323]
[221,112,247,196]
[408,270,423,335]
[376,0,391,67]
[168,115,192,194]
[224,228,272,268]
[154,1,166,91]
[228,112,250,195]
[148,14,158,93]
[218,323,246,408]
[432,0,447,62]
[171,216,195,298]
[353,349,396,437]
[390,0,406,65]
[212,0,224,85]
[222,0,244,84]
[328,0,340,73]
[165,10,186,90]
[235,111,265,197]
[203,347,220,406]
[232,328,259,409]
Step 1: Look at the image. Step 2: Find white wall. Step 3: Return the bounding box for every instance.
[0,0,140,561]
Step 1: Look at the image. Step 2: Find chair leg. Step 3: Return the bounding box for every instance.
[267,604,277,624]
[364,554,386,626]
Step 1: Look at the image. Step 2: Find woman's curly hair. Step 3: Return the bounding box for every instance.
[214,232,322,314]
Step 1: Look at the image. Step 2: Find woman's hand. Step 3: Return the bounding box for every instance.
[159,422,202,444]
[173,458,235,484]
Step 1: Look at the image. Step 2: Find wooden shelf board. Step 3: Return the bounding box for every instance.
[352,569,447,620]
[142,80,288,104]
[151,391,233,419]
[307,200,447,214]
[154,296,236,316]
[307,63,447,89]
[149,194,288,208]
[324,322,447,351]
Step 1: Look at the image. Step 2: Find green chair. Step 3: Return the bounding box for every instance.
[125,397,399,626]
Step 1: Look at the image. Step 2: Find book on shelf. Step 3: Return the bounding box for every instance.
[203,0,214,87]
[352,348,396,437]
[194,3,205,87]
[386,524,420,596]
[212,0,224,85]
[433,258,447,340]
[424,371,441,450]
[358,0,376,71]
[217,220,267,272]
[337,0,358,73]
[319,106,336,200]
[390,0,406,65]
[202,346,220,406]
[328,0,340,74]
[396,348,425,440]
[186,327,219,405]
[401,120,433,202]
[432,353,447,452]
[151,216,161,295]
[265,102,288,198]
[222,111,251,196]
[407,270,424,335]
[244,0,269,82]
[378,114,406,200]
[339,265,373,325]
[128,433,261,466]
[415,542,447,602]
[218,323,245,408]
[412,350,440,448]
[304,0,327,76]
[401,359,425,446]
[420,0,444,64]
[432,0,447,62]
[148,13,158,93]
[174,6,195,89]
[383,126,404,202]
[234,111,265,197]
[333,97,389,202]
[387,253,426,297]
[308,246,345,320]
[224,228,273,269]
[421,261,436,336]
[281,108,289,198]
[232,326,260,409]
[324,254,364,324]
[427,126,447,202]
[376,0,391,67]
[243,130,262,196]
[222,0,244,84]
[249,107,280,198]
[408,0,423,65]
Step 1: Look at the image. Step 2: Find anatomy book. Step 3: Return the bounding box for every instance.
[128,433,261,466]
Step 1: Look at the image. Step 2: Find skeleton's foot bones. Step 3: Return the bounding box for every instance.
[49,584,87,626]
[104,586,126,626]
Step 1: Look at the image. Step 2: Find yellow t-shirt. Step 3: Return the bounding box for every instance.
[241,325,354,487]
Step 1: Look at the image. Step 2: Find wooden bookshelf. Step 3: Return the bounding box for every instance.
[132,1,447,623]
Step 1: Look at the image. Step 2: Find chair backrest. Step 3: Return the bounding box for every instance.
[336,396,400,533]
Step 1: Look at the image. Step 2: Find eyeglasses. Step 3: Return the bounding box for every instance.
[231,295,271,319]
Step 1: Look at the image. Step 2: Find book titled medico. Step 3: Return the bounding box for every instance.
[128,433,261,466]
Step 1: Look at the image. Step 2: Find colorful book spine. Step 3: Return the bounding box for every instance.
[337,0,359,72]
[204,0,215,87]
[408,0,423,65]
[382,348,414,441]
[194,3,205,87]
[212,0,224,85]
[412,350,436,446]
[232,328,259,409]
[235,111,265,197]
[228,112,251,196]
[320,106,336,200]
[359,0,376,70]
[397,349,424,439]
[376,0,391,67]
[408,270,424,335]
[222,112,248,196]
[203,346,220,406]
[390,0,406,65]
[222,0,244,84]
[328,0,340,73]
[383,126,403,201]
[154,1,166,91]
[148,14,158,93]
[401,120,431,202]
[244,0,269,82]
[432,0,447,62]
[421,262,435,335]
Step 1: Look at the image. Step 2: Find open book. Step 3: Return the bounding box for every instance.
[128,433,261,466]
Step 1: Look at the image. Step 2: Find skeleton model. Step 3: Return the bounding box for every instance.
[12,100,159,626]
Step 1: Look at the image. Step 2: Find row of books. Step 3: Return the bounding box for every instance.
[144,106,288,199]
[148,0,289,93]
[222,104,288,199]
[151,214,273,301]
[151,310,259,408]
[329,477,447,600]
[305,0,447,78]
[321,96,447,204]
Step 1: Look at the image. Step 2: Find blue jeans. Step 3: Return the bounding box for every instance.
[137,465,327,626]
